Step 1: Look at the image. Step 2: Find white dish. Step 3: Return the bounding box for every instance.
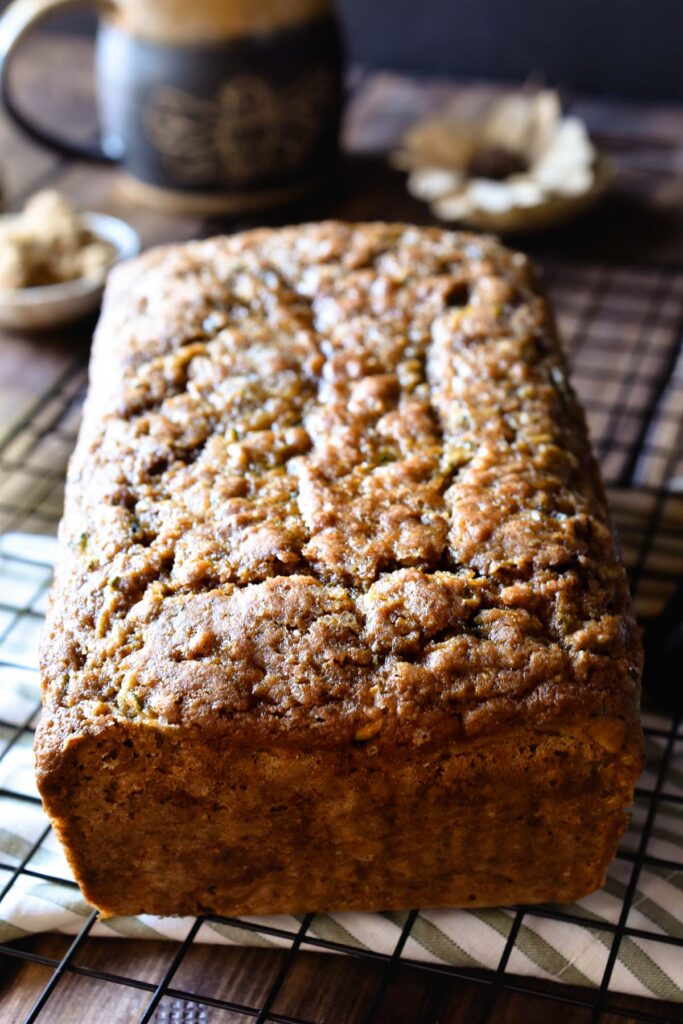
[0,212,140,331]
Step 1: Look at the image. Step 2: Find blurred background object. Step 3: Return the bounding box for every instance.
[392,89,614,233]
[0,0,343,214]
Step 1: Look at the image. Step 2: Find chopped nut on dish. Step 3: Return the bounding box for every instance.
[0,190,116,289]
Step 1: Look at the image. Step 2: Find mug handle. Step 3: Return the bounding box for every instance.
[0,0,115,161]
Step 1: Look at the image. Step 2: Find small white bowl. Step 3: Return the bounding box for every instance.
[0,212,140,332]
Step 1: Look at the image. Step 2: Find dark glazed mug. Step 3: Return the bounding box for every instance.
[0,0,343,213]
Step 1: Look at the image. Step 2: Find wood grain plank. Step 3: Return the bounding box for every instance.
[3,936,679,1024]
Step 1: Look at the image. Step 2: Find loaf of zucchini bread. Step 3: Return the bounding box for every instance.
[36,222,643,917]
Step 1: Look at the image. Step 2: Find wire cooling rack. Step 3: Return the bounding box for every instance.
[0,257,682,1024]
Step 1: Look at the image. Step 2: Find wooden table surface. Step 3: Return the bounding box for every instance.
[1,32,682,1024]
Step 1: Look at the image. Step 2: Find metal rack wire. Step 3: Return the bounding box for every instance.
[0,256,681,1023]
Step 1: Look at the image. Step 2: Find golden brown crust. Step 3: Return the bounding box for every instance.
[37,723,640,918]
[39,222,641,746]
[35,222,643,915]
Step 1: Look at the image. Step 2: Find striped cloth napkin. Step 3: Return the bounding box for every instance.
[1,532,681,1001]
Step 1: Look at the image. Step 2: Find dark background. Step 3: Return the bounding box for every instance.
[0,0,681,100]
[339,0,682,100]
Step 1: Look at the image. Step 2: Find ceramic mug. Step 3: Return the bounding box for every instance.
[0,0,343,213]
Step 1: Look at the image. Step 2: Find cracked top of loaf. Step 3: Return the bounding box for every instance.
[39,222,642,749]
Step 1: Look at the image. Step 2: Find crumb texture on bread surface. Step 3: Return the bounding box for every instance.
[38,222,640,749]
